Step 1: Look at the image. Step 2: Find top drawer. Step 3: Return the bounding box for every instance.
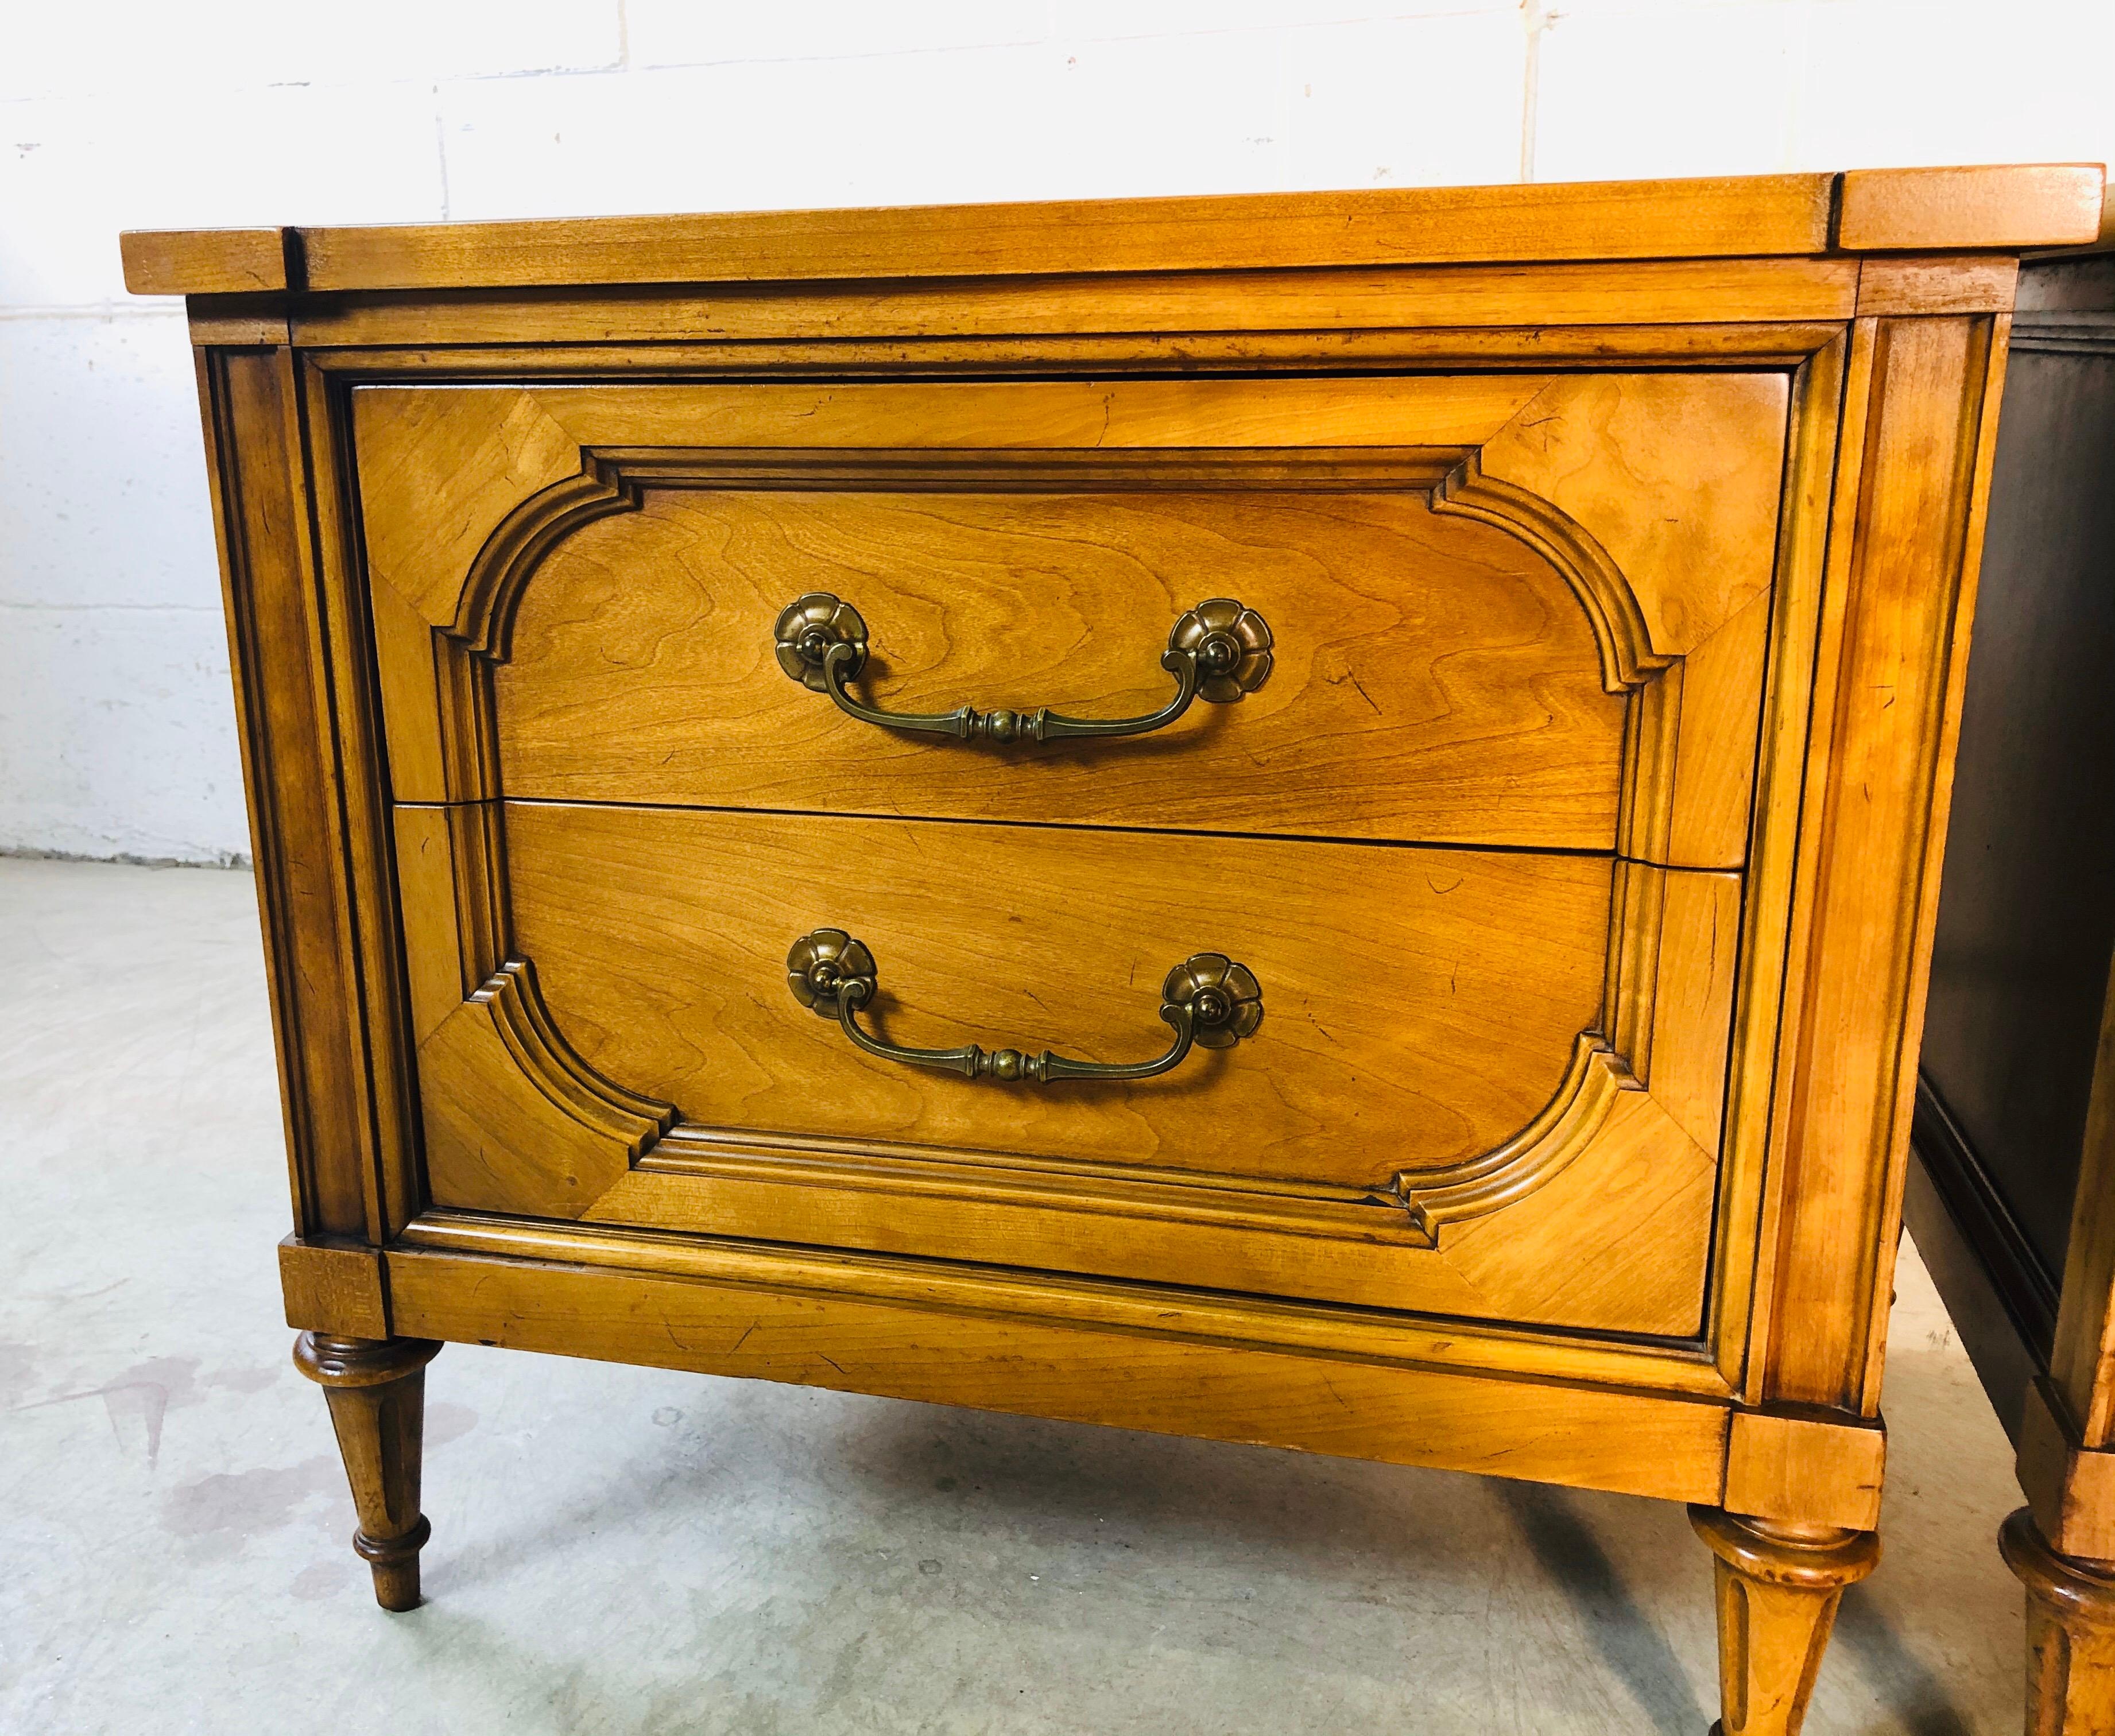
[357,372,1788,867]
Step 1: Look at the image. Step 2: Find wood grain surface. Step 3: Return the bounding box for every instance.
[383,803,1734,1331]
[289,258,1863,349]
[120,226,286,295]
[1837,163,2104,253]
[351,375,1547,630]
[1690,1510,1880,1736]
[196,349,385,1239]
[2001,1506,2115,1735]
[495,487,1626,849]
[123,165,2105,296]
[501,800,1610,1186]
[357,371,1790,870]
[1757,315,2006,1413]
[386,1240,1731,1502]
[292,1334,441,1610]
[298,175,1843,290]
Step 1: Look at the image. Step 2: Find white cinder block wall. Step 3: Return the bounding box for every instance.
[4,1,2112,864]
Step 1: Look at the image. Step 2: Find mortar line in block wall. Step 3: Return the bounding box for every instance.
[0,600,223,614]
[1521,0,1546,183]
[0,303,188,321]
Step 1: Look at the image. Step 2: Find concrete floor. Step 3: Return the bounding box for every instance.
[0,855,2029,1734]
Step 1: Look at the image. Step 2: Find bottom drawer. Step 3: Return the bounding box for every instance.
[401,800,1737,1337]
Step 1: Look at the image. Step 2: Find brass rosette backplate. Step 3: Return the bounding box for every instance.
[1168,599,1273,703]
[774,594,869,691]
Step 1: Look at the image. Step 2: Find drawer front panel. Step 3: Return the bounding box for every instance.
[502,803,1609,1182]
[398,796,1738,1336]
[363,367,1789,1343]
[357,371,1789,871]
[496,487,1625,851]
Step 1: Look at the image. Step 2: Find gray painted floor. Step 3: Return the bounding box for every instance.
[0,857,2025,1734]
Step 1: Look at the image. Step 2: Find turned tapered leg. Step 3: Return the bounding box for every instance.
[293,1333,443,1611]
[2001,1507,2115,1733]
[1689,1507,1879,1736]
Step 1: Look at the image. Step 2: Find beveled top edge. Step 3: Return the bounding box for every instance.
[121,164,2107,299]
[1837,163,2106,252]
[2025,180,2115,260]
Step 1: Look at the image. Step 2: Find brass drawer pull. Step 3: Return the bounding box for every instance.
[786,928,1263,1083]
[773,594,1273,745]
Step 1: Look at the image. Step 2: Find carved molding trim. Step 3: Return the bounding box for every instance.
[417,957,676,1218]
[1431,451,1672,697]
[473,959,676,1154]
[1431,444,1706,870]
[622,1028,1643,1253]
[395,1205,1740,1396]
[451,445,1467,666]
[601,446,1470,490]
[400,433,1723,1242]
[454,443,1665,699]
[2011,316,2115,356]
[454,460,640,661]
[637,1121,1453,1250]
[1386,1034,1638,1235]
[592,1022,1645,1257]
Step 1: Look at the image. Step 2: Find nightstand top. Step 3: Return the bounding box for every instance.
[122,162,2108,299]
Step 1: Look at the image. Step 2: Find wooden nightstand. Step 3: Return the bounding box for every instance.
[1910,226,2115,1734]
[125,162,2105,1735]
